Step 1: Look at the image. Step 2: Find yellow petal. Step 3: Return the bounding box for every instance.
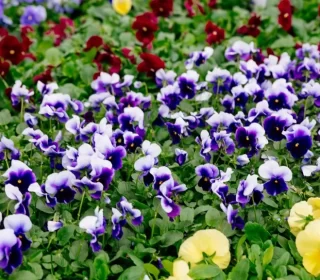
[112,0,132,15]
[296,220,320,257]
[178,229,230,269]
[303,250,320,277]
[308,197,320,210]
[288,201,313,235]
[313,209,320,219]
[178,236,203,264]
[212,251,231,269]
[173,260,189,277]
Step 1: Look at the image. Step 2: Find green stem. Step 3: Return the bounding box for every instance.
[4,150,9,169]
[20,101,24,123]
[77,191,86,221]
[151,205,160,239]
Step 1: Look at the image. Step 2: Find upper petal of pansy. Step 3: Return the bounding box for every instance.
[4,214,32,233]
[142,140,161,157]
[65,115,81,135]
[3,160,32,178]
[134,155,154,172]
[45,171,76,194]
[47,221,63,232]
[90,156,113,177]
[0,228,17,248]
[258,160,280,179]
[276,166,293,181]
[243,174,261,196]
[79,216,98,233]
[195,164,219,178]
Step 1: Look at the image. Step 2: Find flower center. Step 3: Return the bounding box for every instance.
[150,68,155,72]
[246,136,249,141]
[284,13,289,18]
[18,235,23,239]
[9,50,15,55]
[237,98,240,101]
[17,179,22,184]
[117,138,122,143]
[60,189,64,192]
[108,156,112,160]
[212,31,217,36]
[173,131,177,135]
[274,180,278,183]
[159,181,163,185]
[204,177,208,182]
[28,16,33,21]
[275,99,279,103]
[159,7,163,12]
[276,127,280,131]
[1,71,4,76]
[143,27,147,32]
[130,143,134,147]
[295,143,299,147]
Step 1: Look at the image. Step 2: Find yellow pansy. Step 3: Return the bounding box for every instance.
[288,201,313,236]
[307,198,320,218]
[296,220,320,276]
[112,0,132,15]
[178,229,231,269]
[166,260,193,280]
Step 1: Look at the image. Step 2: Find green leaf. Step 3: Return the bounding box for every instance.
[162,260,173,275]
[205,208,222,227]
[59,83,85,99]
[161,231,183,247]
[9,271,38,280]
[229,259,250,280]
[263,244,274,266]
[44,48,63,66]
[28,263,43,279]
[118,266,145,280]
[244,222,270,244]
[143,263,159,279]
[274,252,290,267]
[188,264,221,279]
[271,36,295,49]
[263,197,278,208]
[236,235,246,262]
[92,253,110,280]
[36,199,54,214]
[180,207,194,223]
[111,265,123,274]
[57,225,76,245]
[0,109,12,126]
[80,64,96,85]
[69,240,88,262]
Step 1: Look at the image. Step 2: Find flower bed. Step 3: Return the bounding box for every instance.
[0,0,319,280]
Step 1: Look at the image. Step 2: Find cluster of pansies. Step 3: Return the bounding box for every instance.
[0,0,319,279]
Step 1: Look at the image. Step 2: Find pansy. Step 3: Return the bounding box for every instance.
[295,58,319,82]
[47,221,63,232]
[37,81,58,96]
[206,111,242,133]
[3,160,36,195]
[178,70,199,99]
[184,0,205,17]
[231,85,249,109]
[11,80,34,107]
[150,166,172,190]
[118,106,144,133]
[166,260,192,280]
[247,100,272,123]
[94,134,126,170]
[79,207,106,252]
[301,80,320,107]
[195,163,219,191]
[175,148,188,166]
[117,197,143,226]
[236,174,264,205]
[156,178,186,219]
[155,69,176,87]
[0,35,24,65]
[296,43,320,60]
[206,67,232,94]
[4,214,32,251]
[137,53,165,77]
[185,47,214,70]
[44,171,76,205]
[0,136,20,160]
[244,78,264,102]
[157,84,182,110]
[91,72,119,93]
[220,203,245,230]
[0,228,23,274]
[258,160,292,196]
[150,0,173,17]
[178,229,231,269]
[112,0,132,15]
[205,21,225,44]
[132,12,158,46]
[111,208,126,240]
[237,154,250,166]
[5,184,31,216]
[296,220,320,276]
[134,155,155,186]
[211,131,235,155]
[301,157,320,177]
[264,110,296,141]
[24,113,38,128]
[235,123,268,157]
[278,0,292,32]
[237,13,261,37]
[283,124,312,159]
[225,41,257,61]
[123,131,143,153]
[166,117,188,145]
[20,5,46,25]
[288,201,314,236]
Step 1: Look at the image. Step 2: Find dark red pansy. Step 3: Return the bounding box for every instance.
[267,48,276,56]
[33,67,53,84]
[208,0,217,8]
[59,17,74,30]
[0,27,8,38]
[0,35,24,65]
[205,21,225,44]
[84,35,104,51]
[137,53,165,77]
[46,17,74,47]
[95,52,122,74]
[132,12,158,46]
[278,0,292,32]
[0,60,10,77]
[150,0,173,17]
[237,13,261,37]
[184,0,205,17]
[122,48,136,64]
[21,26,34,52]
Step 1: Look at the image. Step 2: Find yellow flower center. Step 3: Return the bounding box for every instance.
[274,180,278,184]
[108,156,112,160]
[117,138,122,143]
[9,50,15,55]
[159,7,163,12]
[295,143,299,147]
[246,136,249,141]
[212,31,217,36]
[276,127,280,131]
[17,180,22,184]
[284,13,289,18]
[142,27,147,32]
[275,99,279,103]
[130,143,134,147]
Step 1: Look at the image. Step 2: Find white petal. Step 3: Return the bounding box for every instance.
[5,184,22,201]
